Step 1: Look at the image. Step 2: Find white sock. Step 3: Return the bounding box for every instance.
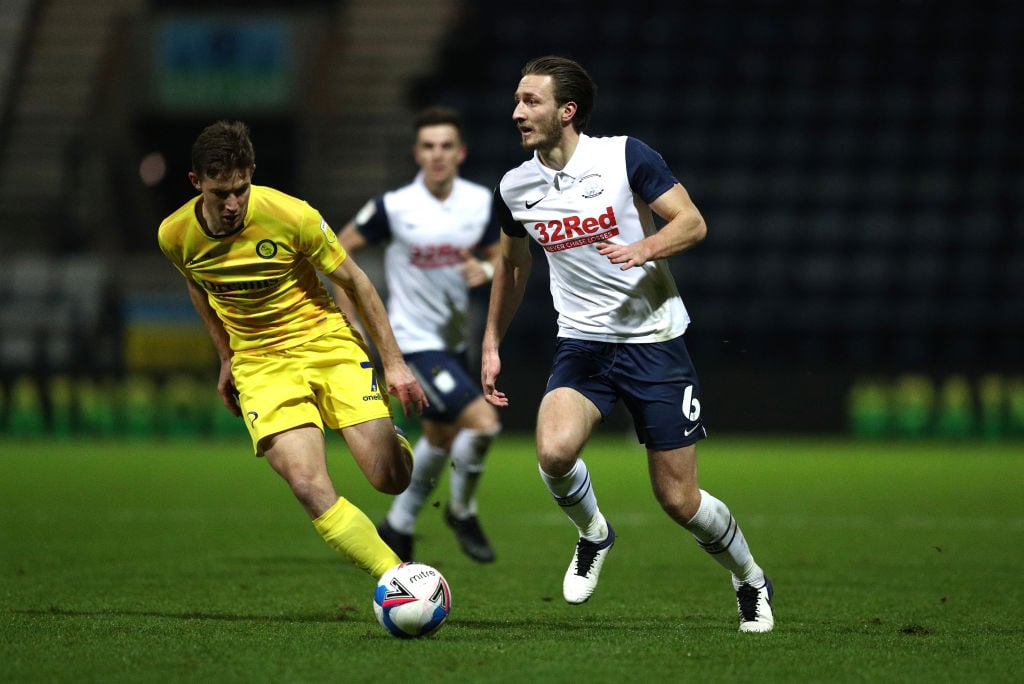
[539,459,608,542]
[386,438,448,534]
[448,426,499,518]
[685,489,765,589]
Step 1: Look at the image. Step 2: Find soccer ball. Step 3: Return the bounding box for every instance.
[373,562,451,638]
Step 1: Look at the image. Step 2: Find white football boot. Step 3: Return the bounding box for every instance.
[562,524,615,604]
[737,577,775,633]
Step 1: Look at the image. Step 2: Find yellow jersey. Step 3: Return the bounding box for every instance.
[158,185,348,354]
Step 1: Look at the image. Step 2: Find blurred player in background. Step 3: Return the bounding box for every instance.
[482,57,775,632]
[333,107,502,563]
[158,120,427,582]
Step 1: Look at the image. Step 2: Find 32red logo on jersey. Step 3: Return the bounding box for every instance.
[533,206,619,253]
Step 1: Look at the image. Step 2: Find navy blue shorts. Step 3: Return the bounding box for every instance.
[545,336,707,450]
[405,350,480,423]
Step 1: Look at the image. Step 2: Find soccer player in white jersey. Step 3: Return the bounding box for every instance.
[482,56,775,632]
[333,107,502,563]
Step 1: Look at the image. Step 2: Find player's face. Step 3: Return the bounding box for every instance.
[413,124,466,188]
[513,74,565,152]
[190,166,254,234]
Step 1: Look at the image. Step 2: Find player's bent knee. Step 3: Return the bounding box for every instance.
[537,450,576,478]
[369,452,412,495]
[536,436,583,477]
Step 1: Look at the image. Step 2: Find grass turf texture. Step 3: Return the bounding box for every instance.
[1,433,1021,682]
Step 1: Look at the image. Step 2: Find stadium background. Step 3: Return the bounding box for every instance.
[0,0,1020,440]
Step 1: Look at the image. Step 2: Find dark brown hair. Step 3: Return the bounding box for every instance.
[521,56,597,132]
[414,106,465,140]
[191,120,255,179]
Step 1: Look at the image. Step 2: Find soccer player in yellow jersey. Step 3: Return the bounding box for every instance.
[158,120,428,582]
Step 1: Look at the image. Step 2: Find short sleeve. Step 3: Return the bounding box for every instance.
[493,186,526,237]
[353,196,391,245]
[625,137,678,205]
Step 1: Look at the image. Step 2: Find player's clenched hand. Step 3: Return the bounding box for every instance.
[386,364,429,416]
[596,240,649,270]
[459,248,494,287]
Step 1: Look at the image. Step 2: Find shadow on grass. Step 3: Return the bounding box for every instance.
[447,614,722,633]
[13,606,345,624]
[11,607,720,634]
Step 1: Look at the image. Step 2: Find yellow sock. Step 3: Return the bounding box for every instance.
[313,497,401,579]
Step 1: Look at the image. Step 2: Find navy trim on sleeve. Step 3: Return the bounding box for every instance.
[355,196,391,244]
[493,186,527,238]
[625,137,678,205]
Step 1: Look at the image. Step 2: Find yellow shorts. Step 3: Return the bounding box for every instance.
[231,328,393,454]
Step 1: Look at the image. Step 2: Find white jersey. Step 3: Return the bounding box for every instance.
[353,172,498,353]
[495,134,690,343]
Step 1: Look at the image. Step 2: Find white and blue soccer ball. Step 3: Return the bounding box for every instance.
[373,562,451,638]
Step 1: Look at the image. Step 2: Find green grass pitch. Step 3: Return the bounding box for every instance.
[1,432,1021,682]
